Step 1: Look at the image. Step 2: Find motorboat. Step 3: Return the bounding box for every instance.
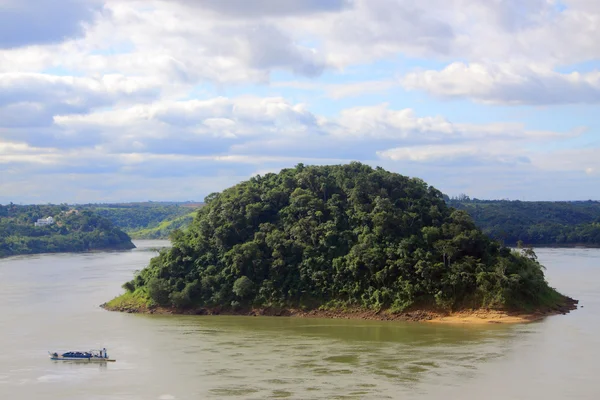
[49,348,115,362]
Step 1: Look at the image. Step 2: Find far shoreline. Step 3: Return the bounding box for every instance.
[0,244,136,260]
[512,243,600,249]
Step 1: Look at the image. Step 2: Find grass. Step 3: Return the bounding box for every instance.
[104,289,151,311]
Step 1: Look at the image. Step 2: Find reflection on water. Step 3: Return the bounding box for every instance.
[0,241,598,399]
[138,315,518,399]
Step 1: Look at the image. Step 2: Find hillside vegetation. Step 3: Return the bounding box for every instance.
[80,203,201,239]
[0,204,134,258]
[127,211,196,239]
[110,163,568,314]
[449,199,600,246]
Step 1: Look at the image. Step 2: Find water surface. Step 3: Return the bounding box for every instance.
[0,243,598,399]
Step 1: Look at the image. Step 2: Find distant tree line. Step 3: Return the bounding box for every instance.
[80,204,200,239]
[0,204,134,258]
[448,198,600,246]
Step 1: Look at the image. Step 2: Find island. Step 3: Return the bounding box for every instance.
[0,204,135,258]
[104,163,577,323]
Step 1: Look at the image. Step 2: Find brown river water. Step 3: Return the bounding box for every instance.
[0,240,598,399]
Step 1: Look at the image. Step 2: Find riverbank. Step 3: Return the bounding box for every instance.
[0,243,136,259]
[101,296,579,325]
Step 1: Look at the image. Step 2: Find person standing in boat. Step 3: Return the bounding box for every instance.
[103,348,107,358]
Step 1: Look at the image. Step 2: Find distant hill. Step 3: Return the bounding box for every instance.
[448,199,600,246]
[80,202,204,239]
[0,204,135,258]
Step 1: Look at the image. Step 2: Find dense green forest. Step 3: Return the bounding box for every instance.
[448,198,600,246]
[79,203,201,239]
[111,163,567,314]
[0,204,135,258]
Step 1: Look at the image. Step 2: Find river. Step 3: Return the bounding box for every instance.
[0,241,598,399]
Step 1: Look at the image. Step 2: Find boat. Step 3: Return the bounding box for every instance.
[48,348,115,362]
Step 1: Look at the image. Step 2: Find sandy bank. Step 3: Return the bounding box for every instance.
[101,296,578,325]
[426,310,544,324]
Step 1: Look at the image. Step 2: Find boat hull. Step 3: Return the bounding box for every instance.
[49,349,114,362]
[50,356,115,362]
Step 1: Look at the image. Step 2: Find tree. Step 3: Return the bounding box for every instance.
[233,276,255,300]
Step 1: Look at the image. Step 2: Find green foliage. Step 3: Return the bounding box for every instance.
[123,163,564,312]
[127,211,196,239]
[448,199,600,246]
[0,204,135,258]
[79,203,201,239]
[105,289,149,310]
[233,276,255,299]
[147,277,171,306]
[122,281,136,293]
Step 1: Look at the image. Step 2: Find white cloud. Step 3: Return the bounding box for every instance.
[54,96,322,141]
[1,106,596,203]
[0,73,162,129]
[333,104,576,141]
[9,98,574,173]
[336,105,455,138]
[0,0,598,104]
[3,0,597,82]
[74,0,326,83]
[278,0,600,67]
[0,140,56,157]
[0,73,161,107]
[376,144,530,166]
[273,80,398,99]
[529,148,600,174]
[49,98,570,155]
[402,62,600,104]
[0,1,327,84]
[378,144,479,162]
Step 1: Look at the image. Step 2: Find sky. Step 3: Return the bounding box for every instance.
[1,0,600,204]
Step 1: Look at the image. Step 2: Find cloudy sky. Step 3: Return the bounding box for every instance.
[1,0,599,204]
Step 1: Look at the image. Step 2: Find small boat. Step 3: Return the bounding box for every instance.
[49,348,115,362]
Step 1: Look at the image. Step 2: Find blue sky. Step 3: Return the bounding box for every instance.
[1,0,600,203]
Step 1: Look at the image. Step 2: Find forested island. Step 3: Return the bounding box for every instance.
[0,204,135,258]
[105,163,576,322]
[449,198,600,246]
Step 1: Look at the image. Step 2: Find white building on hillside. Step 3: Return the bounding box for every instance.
[34,216,54,227]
